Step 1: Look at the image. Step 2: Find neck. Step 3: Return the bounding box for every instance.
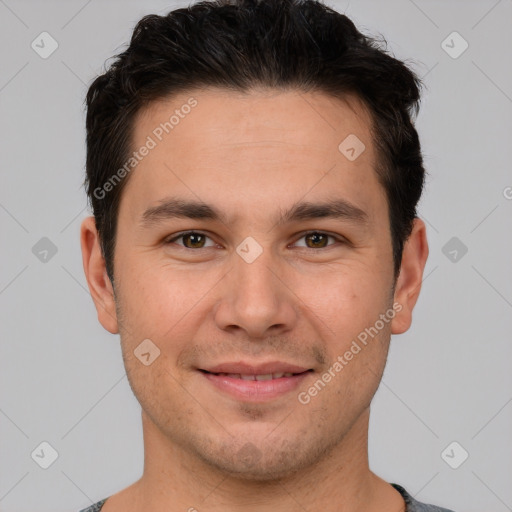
[120,408,404,512]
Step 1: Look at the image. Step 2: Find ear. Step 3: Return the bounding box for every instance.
[80,216,119,334]
[391,217,429,335]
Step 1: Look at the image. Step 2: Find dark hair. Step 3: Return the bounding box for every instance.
[84,0,425,283]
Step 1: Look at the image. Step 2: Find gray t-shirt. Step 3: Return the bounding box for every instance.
[78,483,455,511]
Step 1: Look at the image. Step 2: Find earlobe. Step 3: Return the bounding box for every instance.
[391,217,429,335]
[80,216,119,334]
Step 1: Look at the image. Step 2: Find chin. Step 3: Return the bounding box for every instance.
[193,436,323,482]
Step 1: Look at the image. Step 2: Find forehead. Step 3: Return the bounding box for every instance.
[134,86,375,157]
[121,87,384,225]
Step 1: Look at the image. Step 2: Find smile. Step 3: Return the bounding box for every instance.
[199,369,313,402]
[208,372,297,380]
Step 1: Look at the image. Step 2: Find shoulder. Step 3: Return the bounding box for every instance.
[391,484,456,512]
[78,498,109,512]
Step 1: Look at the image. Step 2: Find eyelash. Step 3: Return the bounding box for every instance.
[164,230,346,250]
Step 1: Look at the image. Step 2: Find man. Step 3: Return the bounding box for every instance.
[79,0,453,510]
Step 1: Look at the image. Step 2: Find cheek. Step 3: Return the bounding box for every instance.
[115,261,191,345]
[294,262,391,336]
[116,261,228,373]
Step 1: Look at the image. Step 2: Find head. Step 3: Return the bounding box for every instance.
[81,0,428,481]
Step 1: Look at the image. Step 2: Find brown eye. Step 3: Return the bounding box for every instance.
[165,231,216,249]
[182,233,206,248]
[304,232,329,248]
[294,231,339,249]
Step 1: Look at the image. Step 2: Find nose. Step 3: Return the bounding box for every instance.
[213,244,298,339]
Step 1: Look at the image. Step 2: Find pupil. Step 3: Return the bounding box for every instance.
[307,233,326,248]
[186,233,203,248]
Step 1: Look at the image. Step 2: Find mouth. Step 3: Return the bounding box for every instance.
[198,367,314,402]
[199,369,312,380]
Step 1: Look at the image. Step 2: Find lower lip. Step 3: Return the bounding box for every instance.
[200,371,311,402]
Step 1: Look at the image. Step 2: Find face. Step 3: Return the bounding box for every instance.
[82,87,427,481]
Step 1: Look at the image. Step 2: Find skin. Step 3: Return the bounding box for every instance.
[81,87,428,512]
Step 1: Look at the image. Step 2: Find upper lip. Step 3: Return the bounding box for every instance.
[200,361,312,375]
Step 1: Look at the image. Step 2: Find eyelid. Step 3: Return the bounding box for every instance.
[291,230,347,248]
[164,230,218,248]
[164,230,347,249]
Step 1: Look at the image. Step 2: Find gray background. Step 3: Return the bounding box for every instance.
[1,0,511,511]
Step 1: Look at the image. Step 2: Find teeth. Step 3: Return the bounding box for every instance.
[214,372,296,380]
[255,373,273,381]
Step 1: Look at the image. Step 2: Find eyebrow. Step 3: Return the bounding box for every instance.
[139,197,369,229]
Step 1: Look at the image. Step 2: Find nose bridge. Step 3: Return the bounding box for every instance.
[214,237,297,337]
[233,239,281,312]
